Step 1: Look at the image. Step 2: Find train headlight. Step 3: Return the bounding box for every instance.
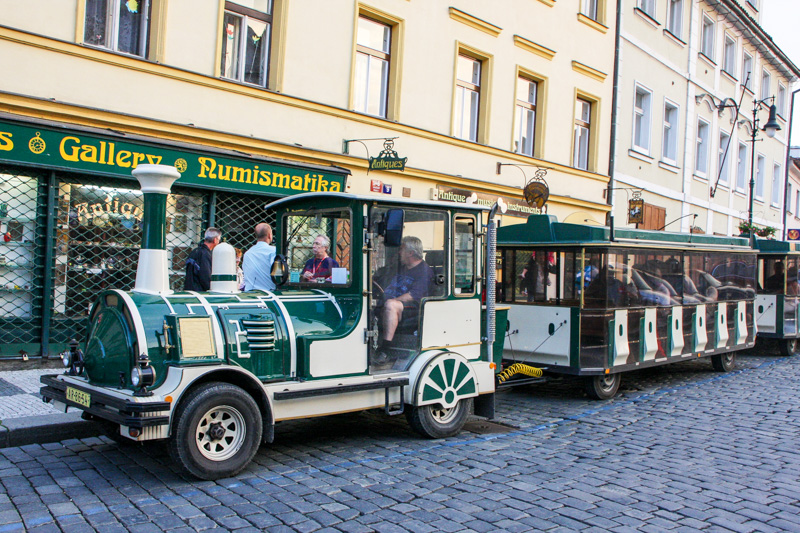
[132,353,156,396]
[61,350,72,368]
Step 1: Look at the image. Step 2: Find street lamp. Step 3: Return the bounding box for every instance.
[747,98,781,227]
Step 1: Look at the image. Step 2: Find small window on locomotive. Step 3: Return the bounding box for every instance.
[283,209,351,286]
[454,216,476,295]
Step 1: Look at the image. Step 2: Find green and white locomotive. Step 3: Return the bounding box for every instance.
[41,165,503,480]
[755,238,800,356]
[496,215,758,399]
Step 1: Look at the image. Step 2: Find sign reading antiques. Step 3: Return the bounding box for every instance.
[437,186,543,218]
[368,139,407,172]
[0,119,348,197]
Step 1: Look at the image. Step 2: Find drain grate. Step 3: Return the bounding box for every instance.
[463,420,518,434]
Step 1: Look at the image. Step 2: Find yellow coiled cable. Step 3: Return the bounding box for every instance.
[496,363,544,383]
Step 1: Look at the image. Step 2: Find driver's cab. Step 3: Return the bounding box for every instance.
[273,193,485,376]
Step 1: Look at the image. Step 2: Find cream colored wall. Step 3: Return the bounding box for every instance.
[162,0,220,74]
[0,0,78,42]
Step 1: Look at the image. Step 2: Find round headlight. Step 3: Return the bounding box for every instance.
[131,365,156,388]
[131,366,141,387]
[61,350,72,368]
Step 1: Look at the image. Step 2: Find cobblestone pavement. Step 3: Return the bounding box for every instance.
[0,369,61,420]
[1,349,799,532]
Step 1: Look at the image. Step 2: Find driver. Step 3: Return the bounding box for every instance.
[376,236,433,359]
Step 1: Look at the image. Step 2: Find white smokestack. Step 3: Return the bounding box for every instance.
[131,164,181,294]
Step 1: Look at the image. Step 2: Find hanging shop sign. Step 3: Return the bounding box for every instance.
[436,186,542,218]
[787,229,800,241]
[368,139,407,172]
[0,119,348,197]
[628,190,645,224]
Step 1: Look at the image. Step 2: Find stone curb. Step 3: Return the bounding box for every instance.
[0,412,102,448]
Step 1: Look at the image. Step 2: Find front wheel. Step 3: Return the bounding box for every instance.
[585,373,621,400]
[711,352,736,372]
[168,382,262,480]
[780,338,799,357]
[406,398,472,439]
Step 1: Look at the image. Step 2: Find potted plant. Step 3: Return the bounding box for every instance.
[738,221,776,239]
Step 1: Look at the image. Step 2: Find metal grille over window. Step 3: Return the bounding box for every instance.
[50,179,206,347]
[0,169,47,358]
[213,191,275,253]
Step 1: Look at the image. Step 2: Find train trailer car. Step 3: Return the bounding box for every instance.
[496,215,757,399]
[755,239,800,356]
[40,165,504,480]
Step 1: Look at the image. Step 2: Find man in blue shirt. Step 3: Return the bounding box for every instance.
[242,223,276,291]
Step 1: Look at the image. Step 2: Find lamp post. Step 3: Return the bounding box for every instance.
[747,97,782,228]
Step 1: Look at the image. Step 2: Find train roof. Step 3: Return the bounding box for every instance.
[497,215,752,251]
[266,191,492,212]
[754,238,800,254]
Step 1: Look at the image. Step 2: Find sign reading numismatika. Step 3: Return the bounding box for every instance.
[0,119,348,197]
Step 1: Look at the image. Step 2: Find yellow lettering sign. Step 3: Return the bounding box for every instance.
[0,131,12,151]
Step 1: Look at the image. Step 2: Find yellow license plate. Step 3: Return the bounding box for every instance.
[66,387,91,408]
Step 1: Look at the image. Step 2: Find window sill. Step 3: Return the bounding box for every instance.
[754,197,765,204]
[693,172,708,182]
[633,7,661,28]
[743,85,755,96]
[663,29,686,46]
[734,188,747,197]
[698,52,717,68]
[659,160,680,173]
[577,13,608,33]
[721,69,738,83]
[629,148,654,163]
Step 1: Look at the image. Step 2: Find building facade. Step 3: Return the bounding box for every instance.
[0,0,616,358]
[613,0,799,235]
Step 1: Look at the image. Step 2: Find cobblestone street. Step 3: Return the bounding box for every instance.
[1,350,799,532]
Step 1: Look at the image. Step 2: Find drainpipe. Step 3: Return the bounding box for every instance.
[606,0,623,242]
[783,88,800,240]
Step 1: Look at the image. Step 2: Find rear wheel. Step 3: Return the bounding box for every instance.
[168,382,262,480]
[711,352,736,372]
[407,398,472,439]
[585,374,621,400]
[779,338,799,357]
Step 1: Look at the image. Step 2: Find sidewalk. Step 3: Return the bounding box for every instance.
[0,362,102,448]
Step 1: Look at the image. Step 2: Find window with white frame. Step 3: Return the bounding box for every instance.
[573,98,592,170]
[663,101,678,163]
[582,0,599,21]
[772,163,782,206]
[354,16,391,117]
[736,142,748,191]
[742,52,754,91]
[514,76,538,157]
[638,0,656,17]
[455,54,481,142]
[701,15,715,59]
[761,69,771,100]
[778,84,787,117]
[796,189,799,217]
[695,118,710,175]
[633,85,652,153]
[667,0,683,37]
[723,34,736,75]
[788,183,793,214]
[220,0,273,87]
[84,0,152,57]
[756,154,765,199]
[718,131,731,185]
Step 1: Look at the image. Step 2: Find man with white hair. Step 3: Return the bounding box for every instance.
[376,235,433,361]
[184,227,221,292]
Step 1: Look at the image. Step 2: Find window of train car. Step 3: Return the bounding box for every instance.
[283,208,352,286]
[500,248,580,305]
[453,216,476,295]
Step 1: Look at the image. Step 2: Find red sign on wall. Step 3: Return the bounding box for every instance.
[370,179,382,192]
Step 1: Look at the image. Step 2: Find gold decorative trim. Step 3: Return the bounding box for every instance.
[513,35,556,61]
[571,60,607,82]
[448,7,502,37]
[576,13,608,34]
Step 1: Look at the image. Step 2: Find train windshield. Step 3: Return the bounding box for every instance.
[282,208,352,286]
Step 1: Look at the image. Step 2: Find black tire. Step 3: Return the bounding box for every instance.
[779,338,799,357]
[711,352,736,372]
[585,374,621,400]
[406,397,472,439]
[168,382,262,480]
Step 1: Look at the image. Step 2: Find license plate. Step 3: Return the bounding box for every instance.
[66,387,91,408]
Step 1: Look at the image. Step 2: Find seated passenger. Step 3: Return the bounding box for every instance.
[764,262,786,294]
[301,235,339,282]
[376,236,433,360]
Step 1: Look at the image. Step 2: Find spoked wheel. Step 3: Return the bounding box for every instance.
[407,398,473,439]
[779,338,799,357]
[711,352,736,372]
[168,382,262,480]
[585,373,621,400]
